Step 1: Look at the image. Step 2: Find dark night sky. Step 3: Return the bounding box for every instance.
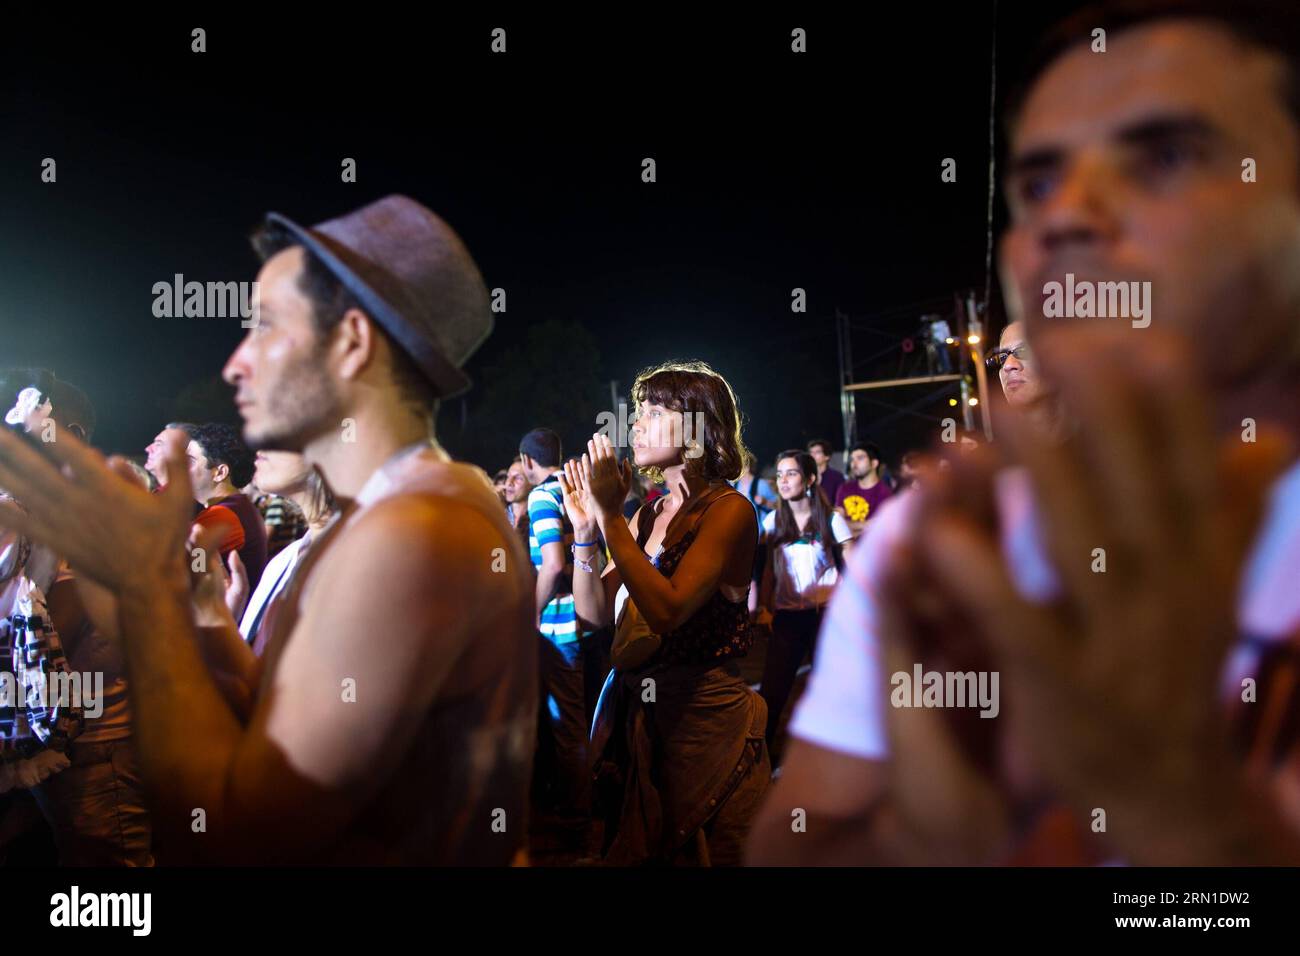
[0,4,1084,470]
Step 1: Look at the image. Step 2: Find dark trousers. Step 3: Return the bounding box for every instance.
[759,608,824,766]
[31,738,153,866]
[535,632,608,833]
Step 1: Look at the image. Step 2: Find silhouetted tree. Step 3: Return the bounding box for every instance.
[441,319,605,470]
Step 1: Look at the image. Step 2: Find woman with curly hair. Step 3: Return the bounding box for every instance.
[562,360,769,865]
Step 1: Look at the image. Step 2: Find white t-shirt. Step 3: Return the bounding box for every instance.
[790,461,1300,760]
[239,535,309,644]
[761,510,854,610]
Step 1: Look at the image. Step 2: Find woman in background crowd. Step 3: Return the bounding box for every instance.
[237,451,338,655]
[754,450,853,768]
[731,451,776,518]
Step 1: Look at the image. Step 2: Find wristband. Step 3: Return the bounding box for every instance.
[572,540,597,549]
[571,544,595,574]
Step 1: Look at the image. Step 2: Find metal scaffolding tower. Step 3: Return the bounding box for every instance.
[836,291,994,450]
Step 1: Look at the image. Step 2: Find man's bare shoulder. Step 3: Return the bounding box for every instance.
[400,457,498,501]
[343,492,509,564]
[285,489,527,651]
[327,460,523,579]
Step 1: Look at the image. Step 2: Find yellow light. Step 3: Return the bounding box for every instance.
[948,398,958,406]
[944,337,955,345]
[967,334,981,345]
[968,397,979,406]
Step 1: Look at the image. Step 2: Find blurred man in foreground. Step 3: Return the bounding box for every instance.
[750,0,1300,865]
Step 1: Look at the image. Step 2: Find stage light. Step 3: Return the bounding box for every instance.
[968,397,979,406]
[944,337,955,345]
[967,334,981,345]
[948,398,958,406]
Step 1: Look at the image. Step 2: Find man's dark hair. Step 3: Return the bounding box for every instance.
[192,422,256,489]
[1005,0,1300,133]
[519,428,562,469]
[250,223,441,422]
[850,442,883,464]
[806,438,833,456]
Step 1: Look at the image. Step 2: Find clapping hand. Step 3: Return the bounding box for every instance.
[913,326,1292,863]
[0,426,193,595]
[559,458,596,541]
[584,433,633,523]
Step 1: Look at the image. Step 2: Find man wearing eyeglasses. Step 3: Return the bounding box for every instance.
[987,325,1038,405]
[986,321,1063,441]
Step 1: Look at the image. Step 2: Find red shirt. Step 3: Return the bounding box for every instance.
[193,493,268,591]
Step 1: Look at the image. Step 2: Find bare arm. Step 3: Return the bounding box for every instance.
[0,428,707,858]
[119,496,489,862]
[54,561,260,722]
[45,578,93,659]
[569,544,610,628]
[561,459,630,630]
[534,540,566,627]
[570,522,636,631]
[747,739,897,865]
[599,494,753,635]
[188,530,262,715]
[576,436,755,634]
[193,622,261,722]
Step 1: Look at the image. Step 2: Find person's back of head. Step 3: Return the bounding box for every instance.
[518,427,562,483]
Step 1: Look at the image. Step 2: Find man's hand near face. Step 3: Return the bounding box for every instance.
[0,426,495,863]
[914,326,1300,865]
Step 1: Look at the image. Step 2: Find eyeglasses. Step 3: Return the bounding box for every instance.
[985,344,1031,372]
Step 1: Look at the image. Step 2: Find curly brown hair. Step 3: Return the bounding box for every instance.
[630,360,748,485]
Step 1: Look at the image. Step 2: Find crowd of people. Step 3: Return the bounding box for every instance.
[2,0,1300,868]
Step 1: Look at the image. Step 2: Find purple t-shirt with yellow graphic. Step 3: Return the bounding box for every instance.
[835,479,892,524]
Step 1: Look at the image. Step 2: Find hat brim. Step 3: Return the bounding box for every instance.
[263,211,472,400]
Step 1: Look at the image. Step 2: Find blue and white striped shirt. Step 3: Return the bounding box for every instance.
[527,475,578,643]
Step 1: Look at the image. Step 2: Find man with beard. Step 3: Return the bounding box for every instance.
[0,196,537,864]
[833,442,892,536]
